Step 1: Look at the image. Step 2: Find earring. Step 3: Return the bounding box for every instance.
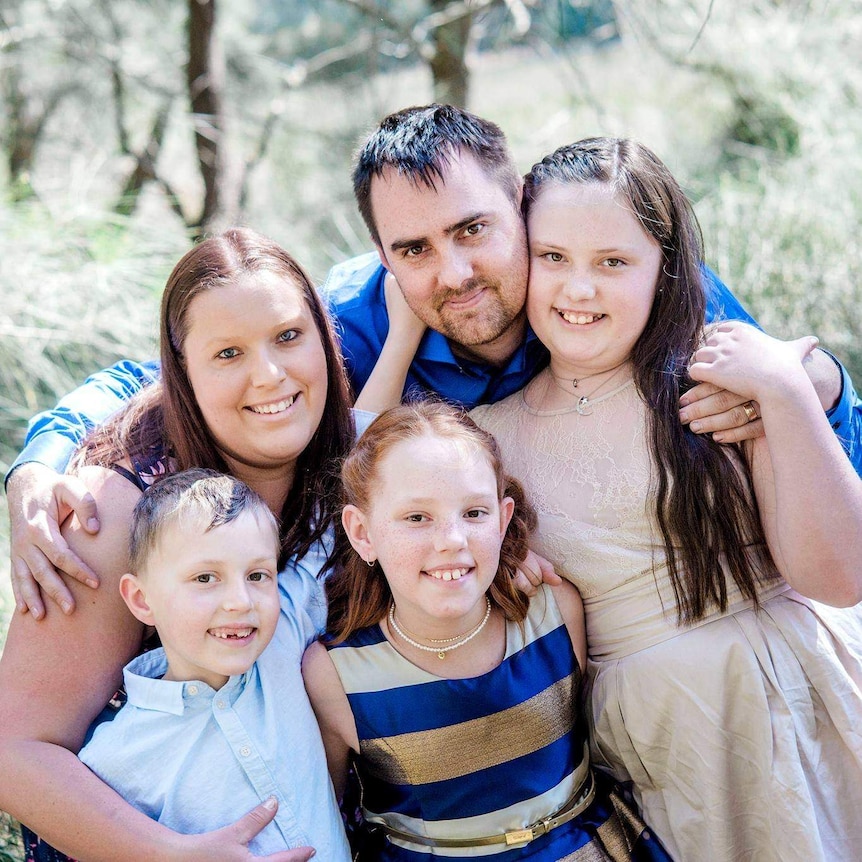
[366,558,375,567]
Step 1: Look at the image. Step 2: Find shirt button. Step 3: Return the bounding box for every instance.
[239,746,251,757]
[187,685,199,696]
[216,700,227,709]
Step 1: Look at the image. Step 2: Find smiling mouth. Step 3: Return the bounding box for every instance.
[425,567,471,581]
[558,311,605,325]
[209,626,256,640]
[247,395,297,415]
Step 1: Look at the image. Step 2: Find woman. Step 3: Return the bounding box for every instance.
[0,228,354,861]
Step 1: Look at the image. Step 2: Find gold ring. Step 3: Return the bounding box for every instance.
[742,401,758,423]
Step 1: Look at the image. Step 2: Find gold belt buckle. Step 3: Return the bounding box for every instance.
[505,815,553,846]
[504,828,535,846]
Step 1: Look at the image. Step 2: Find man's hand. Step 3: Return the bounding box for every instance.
[7,462,101,619]
[678,381,765,444]
[178,798,315,861]
[510,549,562,597]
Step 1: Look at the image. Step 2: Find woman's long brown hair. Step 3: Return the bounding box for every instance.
[77,228,354,565]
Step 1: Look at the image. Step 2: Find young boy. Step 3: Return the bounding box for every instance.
[77,468,350,860]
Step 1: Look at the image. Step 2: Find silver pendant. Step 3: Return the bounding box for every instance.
[576,396,592,416]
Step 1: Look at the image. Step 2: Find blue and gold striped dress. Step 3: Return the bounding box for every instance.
[328,586,668,861]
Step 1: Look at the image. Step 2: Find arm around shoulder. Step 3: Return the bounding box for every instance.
[690,324,862,606]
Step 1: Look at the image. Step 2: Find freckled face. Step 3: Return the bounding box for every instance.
[135,511,280,691]
[346,434,514,636]
[181,272,329,486]
[371,151,528,356]
[526,181,662,379]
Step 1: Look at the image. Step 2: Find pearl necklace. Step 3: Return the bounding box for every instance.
[388,597,492,660]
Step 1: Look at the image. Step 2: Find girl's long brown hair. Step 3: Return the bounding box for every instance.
[325,401,535,643]
[525,138,774,623]
[77,228,354,565]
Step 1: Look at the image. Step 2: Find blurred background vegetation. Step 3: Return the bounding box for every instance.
[0,0,860,854]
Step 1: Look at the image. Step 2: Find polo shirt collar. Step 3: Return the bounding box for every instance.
[123,648,249,716]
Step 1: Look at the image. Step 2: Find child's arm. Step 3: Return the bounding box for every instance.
[689,321,862,606]
[301,641,359,801]
[354,272,426,413]
[548,580,588,671]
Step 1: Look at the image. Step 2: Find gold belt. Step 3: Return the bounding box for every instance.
[372,768,596,849]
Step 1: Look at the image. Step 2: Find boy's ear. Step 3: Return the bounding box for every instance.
[119,573,156,626]
[342,505,376,565]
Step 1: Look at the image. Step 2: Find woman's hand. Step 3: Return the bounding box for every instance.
[178,798,315,861]
[354,273,426,413]
[7,462,101,618]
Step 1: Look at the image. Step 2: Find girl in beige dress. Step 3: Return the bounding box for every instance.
[469,138,862,861]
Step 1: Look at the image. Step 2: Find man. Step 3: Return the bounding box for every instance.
[7,104,862,617]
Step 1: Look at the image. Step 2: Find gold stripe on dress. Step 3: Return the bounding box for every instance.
[361,673,576,785]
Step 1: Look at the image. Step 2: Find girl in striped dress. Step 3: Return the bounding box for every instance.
[302,401,670,861]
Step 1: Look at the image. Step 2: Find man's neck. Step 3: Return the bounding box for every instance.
[449,311,528,368]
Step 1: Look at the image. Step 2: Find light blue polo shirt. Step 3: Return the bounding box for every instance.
[78,550,350,860]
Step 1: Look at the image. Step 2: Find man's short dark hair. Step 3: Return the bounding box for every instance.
[353,104,521,244]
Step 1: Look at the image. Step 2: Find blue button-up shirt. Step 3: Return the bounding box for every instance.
[78,557,350,860]
[8,253,862,476]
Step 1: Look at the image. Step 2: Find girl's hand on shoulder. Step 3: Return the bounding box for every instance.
[510,549,562,597]
[688,322,818,412]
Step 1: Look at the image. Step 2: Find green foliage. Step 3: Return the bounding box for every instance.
[0,201,188,477]
[0,811,23,862]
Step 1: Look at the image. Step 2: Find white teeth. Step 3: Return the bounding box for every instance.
[211,628,253,639]
[560,311,603,325]
[249,396,296,414]
[427,568,469,581]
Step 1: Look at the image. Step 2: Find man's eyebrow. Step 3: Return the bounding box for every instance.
[388,212,488,253]
[390,234,429,253]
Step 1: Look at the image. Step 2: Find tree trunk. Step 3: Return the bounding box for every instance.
[428,0,472,108]
[187,0,229,232]
[114,103,172,217]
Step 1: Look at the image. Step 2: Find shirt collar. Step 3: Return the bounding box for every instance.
[416,321,543,374]
[123,649,249,716]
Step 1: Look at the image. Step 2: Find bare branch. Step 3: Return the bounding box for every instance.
[687,0,715,54]
[237,31,374,212]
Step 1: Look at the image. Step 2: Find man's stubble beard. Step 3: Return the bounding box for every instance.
[430,247,528,348]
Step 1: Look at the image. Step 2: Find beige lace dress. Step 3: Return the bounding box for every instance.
[472,376,862,862]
